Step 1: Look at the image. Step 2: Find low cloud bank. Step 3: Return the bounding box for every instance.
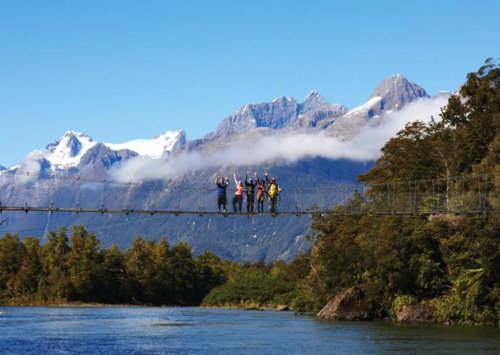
[111,95,449,182]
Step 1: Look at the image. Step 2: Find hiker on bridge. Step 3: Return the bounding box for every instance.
[255,173,266,213]
[216,176,230,213]
[265,173,283,213]
[244,173,257,213]
[232,173,246,213]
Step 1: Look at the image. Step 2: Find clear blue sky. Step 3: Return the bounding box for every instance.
[1,0,498,167]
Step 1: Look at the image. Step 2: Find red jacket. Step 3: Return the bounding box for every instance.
[235,184,246,196]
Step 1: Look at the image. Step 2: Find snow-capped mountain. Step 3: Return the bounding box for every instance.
[43,131,97,170]
[17,130,187,173]
[8,74,428,175]
[204,74,427,143]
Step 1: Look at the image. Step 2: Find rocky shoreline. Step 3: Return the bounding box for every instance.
[315,287,453,325]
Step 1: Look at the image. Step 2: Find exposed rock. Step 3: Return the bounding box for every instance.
[79,143,137,168]
[276,305,290,311]
[204,92,347,141]
[428,214,465,228]
[316,286,374,321]
[396,303,436,323]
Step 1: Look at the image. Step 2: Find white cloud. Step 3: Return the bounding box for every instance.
[110,95,449,182]
[12,151,44,184]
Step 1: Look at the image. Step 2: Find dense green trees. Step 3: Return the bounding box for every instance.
[0,227,227,306]
[296,60,500,324]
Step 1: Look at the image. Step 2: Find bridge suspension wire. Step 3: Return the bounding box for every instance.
[1,169,496,191]
[0,169,498,217]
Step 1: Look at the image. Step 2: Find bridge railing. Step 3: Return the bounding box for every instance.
[0,170,498,215]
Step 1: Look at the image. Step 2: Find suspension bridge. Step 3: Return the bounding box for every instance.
[0,170,498,217]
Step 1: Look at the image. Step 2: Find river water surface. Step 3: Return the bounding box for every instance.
[0,306,498,354]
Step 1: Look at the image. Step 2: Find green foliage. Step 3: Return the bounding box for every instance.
[0,226,227,306]
[392,295,417,315]
[203,269,293,306]
[202,254,311,308]
[0,233,27,300]
[291,60,500,324]
[67,225,101,301]
[300,215,449,313]
[39,227,72,300]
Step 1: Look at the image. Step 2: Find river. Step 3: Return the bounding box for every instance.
[0,306,498,354]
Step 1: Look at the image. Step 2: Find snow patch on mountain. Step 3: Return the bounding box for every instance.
[104,130,186,159]
[15,129,187,173]
[44,131,97,170]
[344,96,382,117]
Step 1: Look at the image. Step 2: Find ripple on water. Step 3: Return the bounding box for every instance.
[0,307,498,354]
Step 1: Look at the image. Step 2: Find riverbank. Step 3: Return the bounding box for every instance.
[0,300,147,307]
[1,300,289,312]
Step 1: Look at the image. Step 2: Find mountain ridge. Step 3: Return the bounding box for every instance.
[6,73,428,173]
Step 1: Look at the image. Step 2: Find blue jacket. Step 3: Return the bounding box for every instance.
[216,181,229,195]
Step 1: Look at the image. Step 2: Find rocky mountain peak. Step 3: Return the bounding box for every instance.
[78,143,138,175]
[302,90,327,106]
[62,130,92,139]
[300,90,345,113]
[204,96,300,140]
[41,131,97,170]
[369,74,428,110]
[46,131,93,154]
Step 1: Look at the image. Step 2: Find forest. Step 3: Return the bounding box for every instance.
[1,60,498,325]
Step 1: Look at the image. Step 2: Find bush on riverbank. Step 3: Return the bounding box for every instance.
[202,255,310,308]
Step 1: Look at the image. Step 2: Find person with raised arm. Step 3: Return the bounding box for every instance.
[244,173,257,214]
[215,176,230,213]
[265,172,283,213]
[255,172,266,213]
[232,173,246,213]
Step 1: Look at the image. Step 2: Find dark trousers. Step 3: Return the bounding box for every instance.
[246,194,255,213]
[232,195,243,212]
[218,194,227,211]
[257,194,264,212]
[269,194,278,213]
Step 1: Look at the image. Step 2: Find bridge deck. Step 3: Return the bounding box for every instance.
[0,205,498,217]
